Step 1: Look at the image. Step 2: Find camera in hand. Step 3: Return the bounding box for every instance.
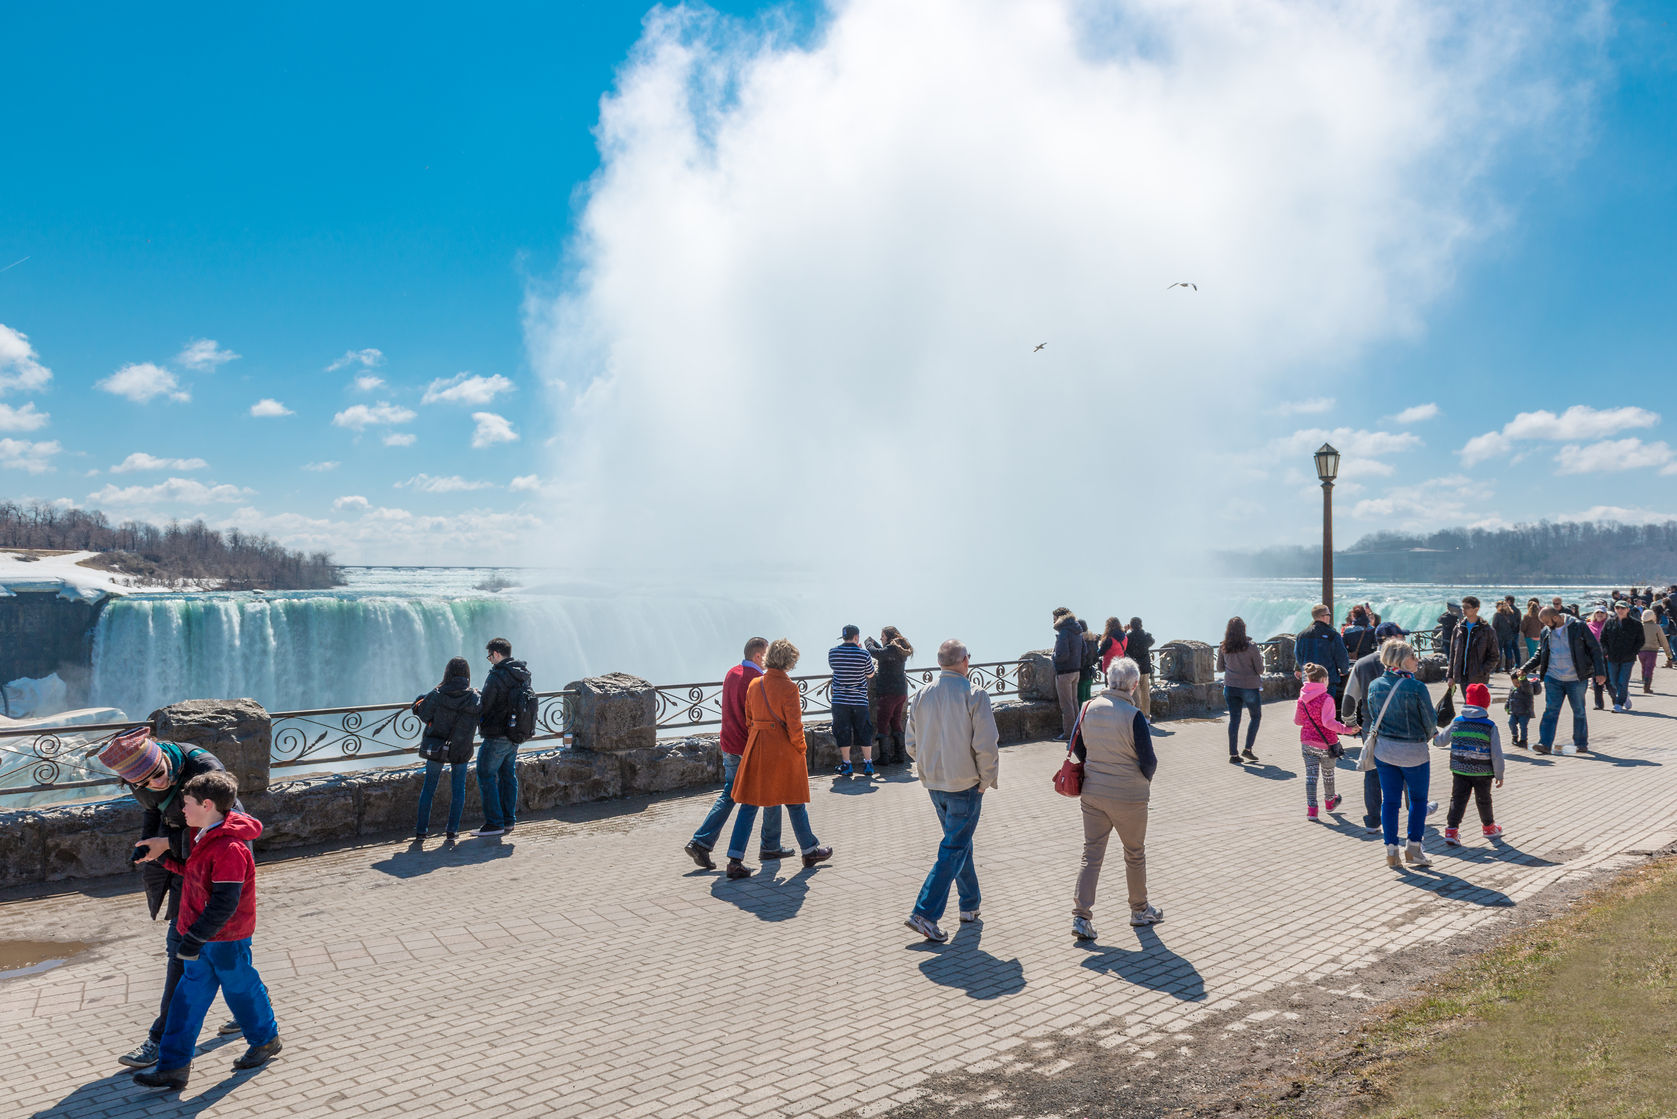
[131,845,149,863]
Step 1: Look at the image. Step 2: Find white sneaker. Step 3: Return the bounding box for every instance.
[1129,904,1164,927]
[959,909,981,923]
[904,913,948,943]
[1072,917,1098,940]
[1386,844,1402,868]
[119,1037,160,1068]
[1405,841,1432,868]
[1425,800,1439,818]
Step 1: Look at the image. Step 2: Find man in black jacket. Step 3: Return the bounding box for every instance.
[1517,607,1606,755]
[1599,600,1645,712]
[1051,608,1082,740]
[98,726,242,1068]
[1294,605,1350,701]
[474,636,533,837]
[1446,596,1501,687]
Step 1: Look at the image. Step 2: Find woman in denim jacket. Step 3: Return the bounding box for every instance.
[1357,640,1437,869]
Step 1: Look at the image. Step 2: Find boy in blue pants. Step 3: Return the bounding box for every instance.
[133,771,282,1089]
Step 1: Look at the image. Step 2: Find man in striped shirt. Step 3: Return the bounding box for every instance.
[830,625,878,778]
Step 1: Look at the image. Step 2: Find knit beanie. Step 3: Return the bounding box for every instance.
[1465,683,1491,709]
[97,726,161,783]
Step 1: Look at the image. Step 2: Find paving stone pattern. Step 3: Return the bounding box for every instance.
[4,676,1677,1118]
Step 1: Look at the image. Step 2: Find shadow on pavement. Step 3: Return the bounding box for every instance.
[709,865,813,922]
[826,778,879,796]
[1239,762,1295,782]
[370,839,514,878]
[909,923,1026,1000]
[31,1059,262,1119]
[1580,749,1660,767]
[1395,866,1514,906]
[1441,840,1558,868]
[1079,925,1205,1001]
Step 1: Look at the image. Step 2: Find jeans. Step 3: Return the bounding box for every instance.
[914,786,983,922]
[831,703,872,752]
[691,752,782,851]
[1538,677,1589,749]
[1447,773,1496,828]
[1606,660,1634,707]
[1500,638,1519,674]
[1524,636,1540,659]
[157,938,278,1070]
[476,737,519,828]
[727,802,817,860]
[417,759,469,836]
[1509,715,1529,743]
[1224,687,1261,754]
[149,923,185,1043]
[1376,758,1431,846]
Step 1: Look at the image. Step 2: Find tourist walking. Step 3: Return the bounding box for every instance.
[1505,671,1537,749]
[474,638,532,837]
[904,639,1000,943]
[1126,618,1155,720]
[1069,657,1161,940]
[1517,606,1605,755]
[1520,599,1544,659]
[1358,640,1438,868]
[1342,606,1378,665]
[1587,607,1610,710]
[865,627,914,765]
[1052,607,1083,740]
[1343,640,1435,834]
[1218,617,1266,765]
[725,639,832,879]
[1600,601,1646,712]
[132,772,283,1089]
[1446,596,1501,687]
[100,725,244,1069]
[1294,603,1350,703]
[684,638,787,870]
[1645,608,1676,688]
[412,657,481,843]
[1492,599,1521,677]
[1433,683,1505,847]
[830,625,877,778]
[1294,663,1357,820]
[1657,603,1677,667]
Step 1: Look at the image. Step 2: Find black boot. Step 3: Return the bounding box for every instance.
[233,1037,284,1070]
[134,1066,190,1090]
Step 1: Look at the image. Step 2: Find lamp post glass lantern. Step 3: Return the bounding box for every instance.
[1315,443,1338,615]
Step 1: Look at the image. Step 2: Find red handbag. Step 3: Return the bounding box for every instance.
[1053,700,1090,797]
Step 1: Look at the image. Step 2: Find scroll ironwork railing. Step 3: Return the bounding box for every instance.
[269,690,578,771]
[652,660,1025,733]
[0,720,134,798]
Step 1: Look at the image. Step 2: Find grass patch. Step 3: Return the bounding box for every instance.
[1343,857,1677,1118]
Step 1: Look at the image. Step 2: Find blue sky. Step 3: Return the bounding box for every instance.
[2,1,1674,566]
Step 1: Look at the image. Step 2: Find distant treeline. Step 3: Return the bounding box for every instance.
[0,501,341,591]
[1227,521,1677,584]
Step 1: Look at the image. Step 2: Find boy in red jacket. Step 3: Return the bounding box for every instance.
[133,771,282,1089]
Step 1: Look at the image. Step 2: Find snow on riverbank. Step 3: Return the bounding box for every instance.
[0,549,216,600]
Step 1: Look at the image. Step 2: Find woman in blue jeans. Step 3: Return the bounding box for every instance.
[1357,640,1438,869]
[1217,617,1266,764]
[412,657,481,843]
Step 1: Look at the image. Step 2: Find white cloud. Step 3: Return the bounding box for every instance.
[383,432,417,447]
[1386,402,1440,424]
[1351,474,1495,525]
[0,324,53,395]
[0,402,49,432]
[1559,505,1677,525]
[470,412,518,448]
[422,372,515,406]
[1271,397,1335,417]
[1554,437,1674,475]
[332,401,416,430]
[327,348,386,372]
[0,438,61,474]
[509,474,542,492]
[111,452,208,474]
[352,374,387,393]
[249,398,294,417]
[333,495,370,511]
[175,338,240,371]
[89,477,253,505]
[97,362,190,404]
[396,473,495,493]
[206,504,543,566]
[527,0,1594,579]
[1460,405,1660,465]
[303,460,340,472]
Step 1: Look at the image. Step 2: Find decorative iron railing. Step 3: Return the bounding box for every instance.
[270,690,577,771]
[0,721,133,798]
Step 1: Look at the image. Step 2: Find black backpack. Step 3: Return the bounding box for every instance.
[505,678,538,744]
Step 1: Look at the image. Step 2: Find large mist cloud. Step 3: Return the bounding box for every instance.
[526,0,1598,613]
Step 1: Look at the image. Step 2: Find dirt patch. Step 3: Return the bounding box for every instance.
[883,853,1650,1119]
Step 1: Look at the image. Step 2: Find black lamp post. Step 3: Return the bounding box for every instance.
[1314,443,1340,614]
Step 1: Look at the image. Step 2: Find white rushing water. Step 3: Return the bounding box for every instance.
[82,569,1630,719]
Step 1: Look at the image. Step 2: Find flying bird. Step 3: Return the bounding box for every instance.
[1166,282,1197,291]
[1033,342,1047,352]
[0,256,27,274]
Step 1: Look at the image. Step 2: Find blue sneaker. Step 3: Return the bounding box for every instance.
[862,761,877,779]
[835,762,853,777]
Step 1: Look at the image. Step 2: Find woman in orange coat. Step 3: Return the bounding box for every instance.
[725,639,835,879]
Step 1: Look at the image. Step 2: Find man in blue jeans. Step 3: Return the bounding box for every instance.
[1519,607,1604,755]
[474,637,532,837]
[903,639,1000,944]
[684,638,788,868]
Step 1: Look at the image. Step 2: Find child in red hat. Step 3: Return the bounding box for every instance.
[1432,682,1505,845]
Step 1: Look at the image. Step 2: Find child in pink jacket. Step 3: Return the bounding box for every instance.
[1295,663,1360,820]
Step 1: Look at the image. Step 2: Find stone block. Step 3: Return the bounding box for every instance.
[525,748,623,806]
[150,698,272,795]
[1154,681,1223,720]
[1260,673,1301,702]
[1017,651,1058,702]
[567,673,657,753]
[1416,655,1447,684]
[249,775,358,849]
[993,701,1060,745]
[41,801,140,882]
[617,738,719,794]
[803,722,839,773]
[1159,641,1214,685]
[354,768,427,836]
[0,808,46,889]
[1264,635,1297,674]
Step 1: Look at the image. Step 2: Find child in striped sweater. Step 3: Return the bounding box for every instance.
[1294,663,1359,820]
[1433,682,1506,845]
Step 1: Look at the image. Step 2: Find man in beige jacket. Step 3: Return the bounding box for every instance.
[903,639,1000,943]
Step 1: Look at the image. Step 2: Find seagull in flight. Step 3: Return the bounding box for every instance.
[1033,342,1047,352]
[1166,281,1197,291]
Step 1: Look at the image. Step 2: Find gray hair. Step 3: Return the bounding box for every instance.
[1645,608,1659,623]
[1379,640,1416,670]
[1105,656,1140,694]
[936,639,969,667]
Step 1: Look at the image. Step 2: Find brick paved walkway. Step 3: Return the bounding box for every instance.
[5,676,1677,1118]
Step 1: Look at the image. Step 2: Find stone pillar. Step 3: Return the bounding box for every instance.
[1159,640,1214,685]
[149,698,272,795]
[567,673,657,752]
[1264,634,1297,675]
[1018,650,1058,702]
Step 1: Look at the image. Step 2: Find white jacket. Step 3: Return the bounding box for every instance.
[906,671,1000,791]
